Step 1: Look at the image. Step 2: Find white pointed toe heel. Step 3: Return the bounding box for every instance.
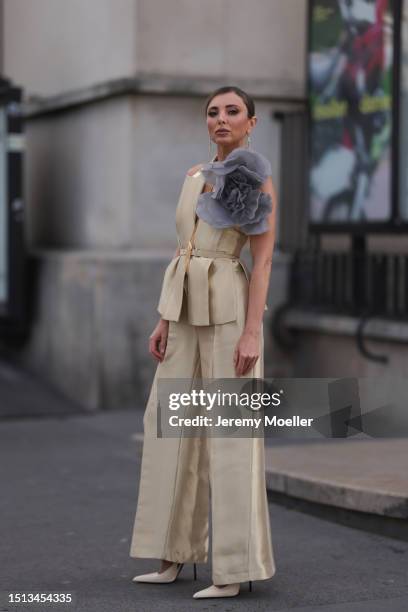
[193,582,241,599]
[133,562,197,584]
[133,562,183,584]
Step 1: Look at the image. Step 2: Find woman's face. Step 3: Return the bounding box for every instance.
[206,92,256,150]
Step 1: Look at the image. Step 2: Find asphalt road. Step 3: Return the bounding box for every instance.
[0,346,408,612]
[1,404,408,612]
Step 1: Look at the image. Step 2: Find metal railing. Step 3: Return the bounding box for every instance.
[289,249,408,321]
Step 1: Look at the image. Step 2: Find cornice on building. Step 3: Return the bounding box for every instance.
[22,72,307,118]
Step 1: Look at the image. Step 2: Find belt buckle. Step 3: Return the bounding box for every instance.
[185,240,193,272]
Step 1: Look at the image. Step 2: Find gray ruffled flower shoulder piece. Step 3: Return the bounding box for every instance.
[196,147,273,235]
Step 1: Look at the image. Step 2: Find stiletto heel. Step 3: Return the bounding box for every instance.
[193,563,197,580]
[177,563,184,579]
[249,580,252,592]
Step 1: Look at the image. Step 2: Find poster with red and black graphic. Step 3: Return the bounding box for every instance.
[308,0,394,224]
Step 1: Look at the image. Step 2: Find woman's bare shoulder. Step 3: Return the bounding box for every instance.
[186,163,205,176]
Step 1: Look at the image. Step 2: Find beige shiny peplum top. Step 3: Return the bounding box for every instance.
[157,167,268,326]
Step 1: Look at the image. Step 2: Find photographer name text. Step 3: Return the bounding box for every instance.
[168,414,314,429]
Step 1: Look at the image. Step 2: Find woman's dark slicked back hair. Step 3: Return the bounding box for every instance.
[204,86,255,118]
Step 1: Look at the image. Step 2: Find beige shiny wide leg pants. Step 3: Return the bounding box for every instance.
[129,295,276,585]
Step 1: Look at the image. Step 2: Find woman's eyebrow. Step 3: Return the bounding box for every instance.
[208,104,240,111]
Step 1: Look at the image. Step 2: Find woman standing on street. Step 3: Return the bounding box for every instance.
[129,85,278,600]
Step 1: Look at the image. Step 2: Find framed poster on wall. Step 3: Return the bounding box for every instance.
[0,104,7,309]
[0,78,26,334]
[307,0,401,231]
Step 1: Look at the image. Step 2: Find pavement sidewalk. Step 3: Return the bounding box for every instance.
[264,438,408,519]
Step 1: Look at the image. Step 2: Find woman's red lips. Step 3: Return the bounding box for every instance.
[216,130,229,134]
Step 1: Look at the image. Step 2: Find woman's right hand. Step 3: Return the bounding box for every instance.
[149,318,169,362]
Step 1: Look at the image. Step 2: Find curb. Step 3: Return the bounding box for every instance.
[131,434,408,519]
[264,440,408,519]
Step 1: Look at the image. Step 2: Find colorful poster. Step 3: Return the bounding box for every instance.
[400,1,408,220]
[0,108,7,304]
[308,0,394,224]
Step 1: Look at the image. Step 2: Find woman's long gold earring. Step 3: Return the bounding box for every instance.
[209,135,214,160]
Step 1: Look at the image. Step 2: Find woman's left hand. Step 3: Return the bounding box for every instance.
[233,330,260,376]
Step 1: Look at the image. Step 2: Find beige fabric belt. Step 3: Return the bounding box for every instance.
[180,243,240,275]
[179,247,239,260]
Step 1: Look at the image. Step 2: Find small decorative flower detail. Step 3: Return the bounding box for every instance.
[196,147,273,235]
